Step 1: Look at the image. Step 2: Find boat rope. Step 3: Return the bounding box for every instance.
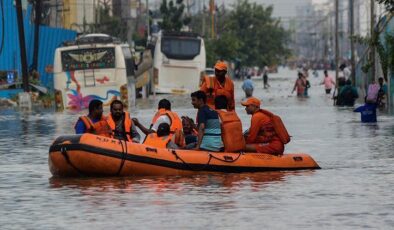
[60,146,85,176]
[171,150,213,171]
[115,139,128,176]
[209,152,244,163]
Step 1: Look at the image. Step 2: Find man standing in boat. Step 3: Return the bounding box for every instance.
[74,99,112,137]
[191,90,223,152]
[242,97,287,156]
[107,100,140,142]
[200,61,235,111]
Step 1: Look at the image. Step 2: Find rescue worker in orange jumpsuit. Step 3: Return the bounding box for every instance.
[74,99,112,137]
[107,100,140,142]
[241,97,284,155]
[200,61,235,111]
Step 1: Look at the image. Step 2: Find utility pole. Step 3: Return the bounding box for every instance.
[202,0,205,37]
[370,0,375,82]
[32,0,42,72]
[335,0,339,88]
[146,0,149,38]
[15,0,29,92]
[349,0,355,85]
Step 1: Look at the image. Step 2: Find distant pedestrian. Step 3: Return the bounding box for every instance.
[292,72,306,97]
[262,65,270,89]
[337,79,358,106]
[377,77,388,108]
[242,75,254,99]
[320,70,335,94]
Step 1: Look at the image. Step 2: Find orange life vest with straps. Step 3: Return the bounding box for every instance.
[143,133,172,148]
[107,112,133,141]
[202,76,235,111]
[151,109,183,133]
[217,110,246,152]
[151,109,184,147]
[76,116,111,137]
[258,109,291,144]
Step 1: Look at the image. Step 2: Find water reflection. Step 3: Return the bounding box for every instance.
[49,171,315,194]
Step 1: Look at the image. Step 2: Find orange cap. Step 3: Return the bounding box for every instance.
[241,97,261,107]
[214,61,227,71]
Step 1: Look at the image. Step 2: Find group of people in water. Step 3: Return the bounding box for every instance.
[74,61,290,156]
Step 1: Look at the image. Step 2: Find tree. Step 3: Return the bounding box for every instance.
[159,0,191,32]
[219,0,290,67]
[376,0,394,11]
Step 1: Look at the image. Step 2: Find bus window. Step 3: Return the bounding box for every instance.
[161,37,201,60]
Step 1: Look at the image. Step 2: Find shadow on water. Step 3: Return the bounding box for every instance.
[48,171,317,193]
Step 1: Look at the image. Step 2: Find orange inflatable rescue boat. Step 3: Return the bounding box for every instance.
[49,134,320,177]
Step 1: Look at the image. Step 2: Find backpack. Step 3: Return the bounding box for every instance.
[259,109,291,144]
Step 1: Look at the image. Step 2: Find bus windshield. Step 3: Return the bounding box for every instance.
[61,47,116,71]
[161,37,201,60]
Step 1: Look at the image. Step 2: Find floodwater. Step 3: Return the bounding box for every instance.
[0,68,393,229]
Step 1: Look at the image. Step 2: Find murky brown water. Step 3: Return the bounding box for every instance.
[0,69,393,229]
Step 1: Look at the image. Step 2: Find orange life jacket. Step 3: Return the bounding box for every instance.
[143,133,172,148]
[151,109,183,133]
[77,116,111,137]
[107,112,133,141]
[259,109,291,144]
[203,76,234,111]
[217,110,246,152]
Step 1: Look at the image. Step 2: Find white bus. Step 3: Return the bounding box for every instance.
[54,34,140,110]
[153,32,206,94]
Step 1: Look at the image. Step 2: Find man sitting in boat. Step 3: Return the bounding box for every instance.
[200,61,235,111]
[107,100,140,142]
[191,90,223,152]
[215,95,245,152]
[241,97,285,156]
[74,99,112,137]
[132,99,184,147]
[144,123,179,149]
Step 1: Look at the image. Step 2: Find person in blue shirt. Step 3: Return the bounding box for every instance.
[354,103,377,123]
[242,75,254,99]
[191,90,223,152]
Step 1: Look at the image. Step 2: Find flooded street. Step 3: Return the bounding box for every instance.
[0,68,393,229]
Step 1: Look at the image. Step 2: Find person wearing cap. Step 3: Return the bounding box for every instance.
[241,97,284,155]
[200,61,235,111]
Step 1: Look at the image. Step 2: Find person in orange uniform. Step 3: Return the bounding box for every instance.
[241,97,284,155]
[133,99,184,146]
[74,99,112,137]
[107,100,140,142]
[200,61,235,111]
[143,123,179,149]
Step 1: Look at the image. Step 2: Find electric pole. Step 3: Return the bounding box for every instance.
[349,0,355,85]
[15,0,29,92]
[335,0,339,87]
[370,0,375,82]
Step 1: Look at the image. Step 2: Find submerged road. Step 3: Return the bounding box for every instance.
[0,68,393,229]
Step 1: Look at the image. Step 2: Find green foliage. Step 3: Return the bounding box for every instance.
[159,0,191,32]
[376,0,394,12]
[87,2,127,41]
[190,0,290,67]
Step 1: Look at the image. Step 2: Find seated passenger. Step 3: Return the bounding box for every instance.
[133,99,184,147]
[143,123,179,149]
[74,99,111,137]
[107,100,140,142]
[241,97,285,156]
[191,90,223,152]
[181,116,198,145]
[215,95,245,152]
